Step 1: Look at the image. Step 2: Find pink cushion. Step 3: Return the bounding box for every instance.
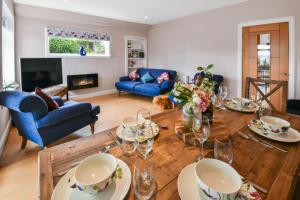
[129,69,140,81]
[157,72,169,84]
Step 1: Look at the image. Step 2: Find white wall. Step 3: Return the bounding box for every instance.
[15,4,150,97]
[0,0,14,157]
[148,0,300,98]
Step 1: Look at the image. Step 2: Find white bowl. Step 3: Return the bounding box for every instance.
[232,97,251,108]
[260,116,290,134]
[194,158,241,200]
[74,153,117,194]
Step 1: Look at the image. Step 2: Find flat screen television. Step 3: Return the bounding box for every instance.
[21,58,63,92]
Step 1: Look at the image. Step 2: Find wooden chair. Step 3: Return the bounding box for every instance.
[244,77,288,112]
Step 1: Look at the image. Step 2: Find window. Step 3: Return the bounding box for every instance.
[46,27,111,57]
[2,1,15,87]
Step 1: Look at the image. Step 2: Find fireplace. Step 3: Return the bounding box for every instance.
[67,73,98,90]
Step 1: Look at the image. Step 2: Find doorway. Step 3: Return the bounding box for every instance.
[242,22,289,111]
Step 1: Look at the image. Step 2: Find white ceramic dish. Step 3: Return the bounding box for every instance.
[225,101,257,113]
[248,119,300,143]
[194,159,241,200]
[116,120,159,142]
[260,116,290,134]
[74,153,117,194]
[177,163,261,200]
[51,158,131,200]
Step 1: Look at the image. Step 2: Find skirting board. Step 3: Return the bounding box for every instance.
[0,118,12,158]
[70,89,118,100]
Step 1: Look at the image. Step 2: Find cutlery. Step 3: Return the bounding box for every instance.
[238,131,274,149]
[107,131,122,146]
[248,133,288,153]
[247,180,268,194]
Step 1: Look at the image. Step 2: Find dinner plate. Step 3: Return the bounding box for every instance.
[225,101,258,113]
[51,158,131,200]
[248,119,300,143]
[177,163,261,200]
[116,121,159,142]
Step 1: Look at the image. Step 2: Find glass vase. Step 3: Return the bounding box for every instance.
[182,104,201,131]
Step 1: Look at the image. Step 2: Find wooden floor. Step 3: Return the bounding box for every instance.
[0,93,162,200]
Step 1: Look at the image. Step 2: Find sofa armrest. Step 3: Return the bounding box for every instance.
[161,80,175,93]
[36,102,92,128]
[119,76,130,81]
[52,96,64,107]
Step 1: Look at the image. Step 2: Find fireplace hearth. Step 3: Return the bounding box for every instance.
[67,73,98,90]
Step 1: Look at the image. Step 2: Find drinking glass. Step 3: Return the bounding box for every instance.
[121,138,137,155]
[192,115,210,161]
[136,109,154,159]
[214,137,233,165]
[258,104,272,117]
[218,85,228,109]
[133,159,156,200]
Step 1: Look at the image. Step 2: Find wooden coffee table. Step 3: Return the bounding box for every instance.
[39,109,300,200]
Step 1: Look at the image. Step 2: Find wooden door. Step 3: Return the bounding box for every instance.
[242,23,289,111]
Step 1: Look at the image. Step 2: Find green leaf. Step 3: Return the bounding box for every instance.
[206,64,214,69]
[197,66,204,71]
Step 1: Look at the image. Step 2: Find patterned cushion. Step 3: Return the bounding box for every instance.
[140,72,155,83]
[157,72,170,84]
[35,87,59,111]
[129,69,140,81]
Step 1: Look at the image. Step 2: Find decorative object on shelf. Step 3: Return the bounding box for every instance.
[169,64,216,129]
[127,41,132,49]
[139,51,144,58]
[129,60,135,68]
[79,46,87,56]
[3,82,19,91]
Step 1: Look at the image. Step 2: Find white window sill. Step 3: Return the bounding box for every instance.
[46,54,112,59]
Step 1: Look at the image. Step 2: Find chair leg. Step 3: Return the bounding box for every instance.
[118,91,121,96]
[90,122,96,134]
[21,137,28,149]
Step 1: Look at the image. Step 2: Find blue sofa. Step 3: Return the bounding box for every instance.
[115,68,177,97]
[0,91,100,148]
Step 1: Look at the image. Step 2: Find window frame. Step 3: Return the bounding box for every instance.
[45,28,112,58]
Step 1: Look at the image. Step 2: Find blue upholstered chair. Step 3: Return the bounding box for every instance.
[193,72,224,95]
[0,91,100,148]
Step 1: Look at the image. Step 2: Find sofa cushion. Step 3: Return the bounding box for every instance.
[140,72,155,83]
[129,69,140,81]
[35,87,59,111]
[139,68,177,80]
[134,83,161,96]
[157,72,170,84]
[115,81,143,90]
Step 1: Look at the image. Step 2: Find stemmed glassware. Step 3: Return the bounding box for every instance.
[192,115,210,161]
[136,109,154,159]
[214,137,233,165]
[218,85,228,109]
[133,159,156,200]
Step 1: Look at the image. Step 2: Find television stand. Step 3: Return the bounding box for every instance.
[42,85,69,101]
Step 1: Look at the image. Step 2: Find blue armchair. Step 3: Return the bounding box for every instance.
[115,68,177,97]
[0,91,100,148]
[194,72,224,95]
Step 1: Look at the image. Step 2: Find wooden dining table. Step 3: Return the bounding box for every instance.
[39,108,300,200]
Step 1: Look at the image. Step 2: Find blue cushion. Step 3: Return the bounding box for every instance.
[115,81,143,90]
[140,72,155,83]
[134,83,161,96]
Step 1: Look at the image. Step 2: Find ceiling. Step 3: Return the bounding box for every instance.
[14,0,248,25]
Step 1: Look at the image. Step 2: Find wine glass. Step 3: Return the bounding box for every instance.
[192,115,210,161]
[218,85,228,109]
[136,109,154,159]
[133,159,156,200]
[258,104,272,117]
[214,137,233,165]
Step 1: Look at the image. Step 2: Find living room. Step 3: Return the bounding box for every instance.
[1,0,300,199]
